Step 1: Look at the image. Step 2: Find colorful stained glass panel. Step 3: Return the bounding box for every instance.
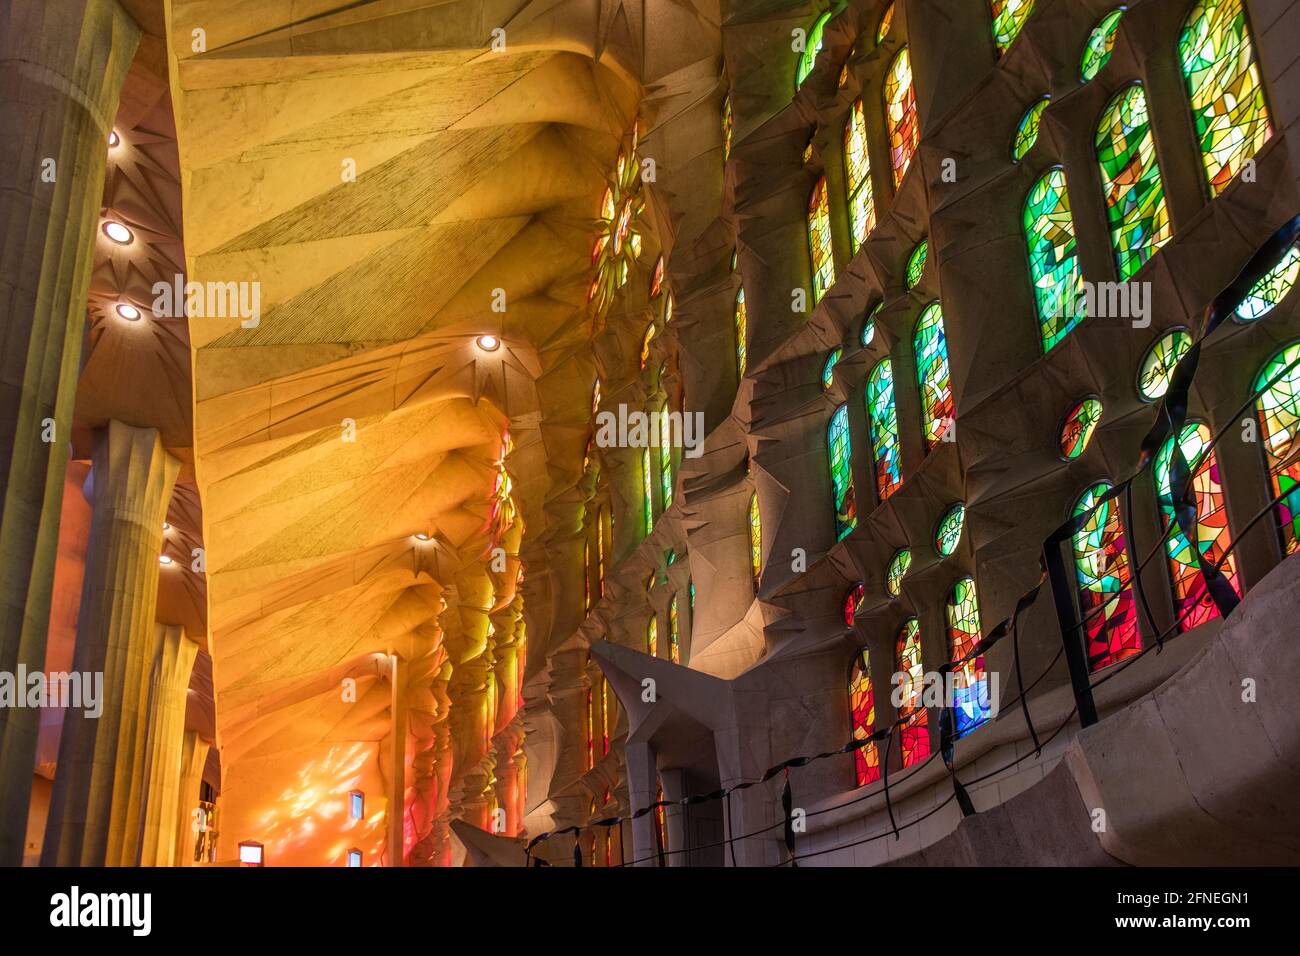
[808,176,836,303]
[1138,329,1192,401]
[884,47,919,188]
[749,492,762,586]
[866,359,903,500]
[887,547,912,596]
[1072,482,1140,670]
[1024,167,1085,352]
[1254,343,1300,553]
[1081,8,1125,81]
[845,100,876,252]
[936,503,965,556]
[914,301,954,447]
[829,403,857,540]
[1237,245,1299,322]
[1097,84,1172,281]
[850,649,881,785]
[1012,96,1050,161]
[906,238,928,288]
[796,12,833,88]
[897,618,930,767]
[991,0,1036,54]
[1060,398,1103,459]
[735,287,748,376]
[946,576,990,736]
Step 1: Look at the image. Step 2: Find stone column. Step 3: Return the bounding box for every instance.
[136,624,198,866]
[660,767,688,867]
[624,740,660,866]
[386,654,408,867]
[0,0,140,866]
[173,731,211,867]
[42,420,179,865]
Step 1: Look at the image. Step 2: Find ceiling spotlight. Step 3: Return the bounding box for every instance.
[108,129,120,147]
[413,533,431,542]
[162,522,171,531]
[158,554,173,565]
[115,303,141,321]
[103,220,133,244]
[476,334,500,352]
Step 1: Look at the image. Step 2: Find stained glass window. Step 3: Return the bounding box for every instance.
[886,548,912,597]
[838,63,849,89]
[796,12,833,88]
[1154,422,1239,631]
[914,301,954,447]
[906,238,928,288]
[584,538,592,612]
[866,359,903,500]
[735,287,748,377]
[640,323,656,369]
[659,409,673,509]
[1179,0,1271,196]
[822,348,842,389]
[843,583,866,626]
[589,129,645,313]
[946,576,990,736]
[669,596,680,663]
[601,678,610,754]
[647,614,658,658]
[829,403,857,540]
[1080,7,1125,82]
[1237,244,1300,322]
[749,492,762,587]
[1012,96,1050,161]
[722,93,734,160]
[808,176,836,303]
[862,302,881,347]
[936,503,965,556]
[1072,482,1140,670]
[1097,84,1172,281]
[592,378,602,417]
[1060,397,1103,459]
[642,446,654,536]
[991,0,1036,54]
[896,618,930,767]
[1024,167,1085,352]
[845,99,876,252]
[849,649,881,786]
[1138,329,1192,401]
[598,505,608,598]
[884,47,919,188]
[877,2,895,43]
[650,256,665,298]
[1254,343,1300,553]
[586,688,595,769]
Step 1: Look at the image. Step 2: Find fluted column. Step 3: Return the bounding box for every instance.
[173,731,210,867]
[136,624,197,866]
[0,0,140,866]
[42,420,179,865]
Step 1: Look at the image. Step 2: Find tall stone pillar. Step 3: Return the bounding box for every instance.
[173,731,211,867]
[136,624,198,866]
[0,0,140,866]
[624,741,660,867]
[42,421,179,865]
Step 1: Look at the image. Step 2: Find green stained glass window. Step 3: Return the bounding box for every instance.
[844,99,876,252]
[822,348,842,389]
[808,176,836,303]
[1012,96,1050,161]
[1060,397,1103,459]
[647,614,658,657]
[866,359,903,500]
[1254,342,1300,554]
[1237,245,1299,322]
[1072,482,1140,669]
[796,12,833,88]
[935,503,965,556]
[896,618,930,766]
[914,301,954,447]
[1138,329,1192,401]
[886,547,912,596]
[906,238,928,288]
[884,47,918,188]
[877,3,895,43]
[946,576,989,736]
[1097,83,1172,282]
[659,408,673,509]
[1024,166,1085,352]
[722,93,734,160]
[642,446,654,535]
[669,596,680,663]
[735,287,748,376]
[749,492,762,586]
[991,0,1036,54]
[862,302,881,347]
[1179,0,1271,196]
[829,403,857,540]
[1080,7,1125,82]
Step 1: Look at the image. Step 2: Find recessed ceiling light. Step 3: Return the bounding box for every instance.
[158,554,173,565]
[103,220,132,244]
[413,533,431,541]
[108,129,120,147]
[476,334,500,352]
[115,303,141,321]
[162,522,171,531]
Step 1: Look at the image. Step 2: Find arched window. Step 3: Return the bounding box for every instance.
[585,687,595,769]
[822,348,842,389]
[654,784,666,860]
[1081,7,1125,81]
[796,12,833,88]
[1024,167,1085,352]
[844,99,876,251]
[843,583,865,625]
[914,301,954,447]
[877,3,895,43]
[659,406,673,509]
[1060,398,1103,460]
[600,677,611,754]
[1153,422,1239,631]
[749,491,762,587]
[1012,96,1050,162]
[650,256,665,299]
[808,176,835,303]
[886,548,912,596]
[862,301,881,347]
[946,577,990,736]
[735,287,748,377]
[865,359,903,500]
[647,613,658,658]
[1138,329,1192,401]
[642,446,654,536]
[598,505,608,599]
[828,403,857,540]
[849,649,881,786]
[1253,342,1300,553]
[1178,0,1270,196]
[884,47,919,187]
[991,0,1036,55]
[1097,83,1172,282]
[896,618,930,767]
[722,93,734,160]
[906,238,928,288]
[1237,243,1299,321]
[1072,482,1140,670]
[584,538,593,612]
[935,502,965,556]
[669,596,680,663]
[592,377,602,417]
[640,323,656,369]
